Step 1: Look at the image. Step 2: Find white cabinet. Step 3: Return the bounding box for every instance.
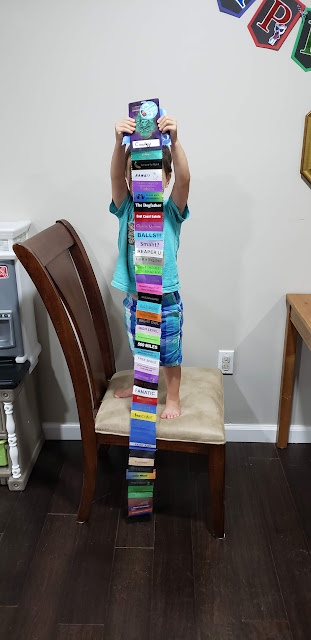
[0,365,43,491]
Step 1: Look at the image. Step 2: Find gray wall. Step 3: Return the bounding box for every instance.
[1,0,311,432]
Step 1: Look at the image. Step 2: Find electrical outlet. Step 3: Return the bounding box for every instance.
[218,350,234,374]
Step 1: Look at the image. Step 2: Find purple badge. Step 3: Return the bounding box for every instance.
[129,99,162,152]
[135,274,162,286]
[135,221,164,232]
[132,180,163,192]
[134,370,159,385]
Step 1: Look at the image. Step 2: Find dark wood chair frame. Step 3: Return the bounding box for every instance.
[13,220,225,538]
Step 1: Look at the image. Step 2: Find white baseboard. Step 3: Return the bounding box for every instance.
[42,422,311,444]
[43,422,82,440]
[225,424,311,444]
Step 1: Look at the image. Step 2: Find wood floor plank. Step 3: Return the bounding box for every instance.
[58,451,124,625]
[150,451,196,640]
[241,620,292,639]
[192,444,287,640]
[278,444,311,549]
[200,620,292,640]
[0,442,64,605]
[49,441,83,515]
[189,443,278,472]
[56,625,105,640]
[151,549,196,640]
[9,515,78,640]
[154,450,192,553]
[0,605,17,636]
[0,487,20,534]
[278,443,311,465]
[116,485,155,549]
[105,548,153,640]
[251,456,311,640]
[245,443,278,459]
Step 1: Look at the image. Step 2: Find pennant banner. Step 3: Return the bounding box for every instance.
[218,0,257,18]
[127,98,164,517]
[292,7,311,69]
[248,0,305,49]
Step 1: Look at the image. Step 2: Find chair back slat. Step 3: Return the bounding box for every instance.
[47,249,106,405]
[13,221,116,412]
[25,223,75,266]
[58,219,115,382]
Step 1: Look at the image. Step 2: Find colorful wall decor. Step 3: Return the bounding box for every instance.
[215,0,308,70]
[292,8,311,70]
[127,99,164,517]
[217,0,257,17]
[248,0,305,49]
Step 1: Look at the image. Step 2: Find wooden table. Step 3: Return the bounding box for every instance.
[277,294,311,448]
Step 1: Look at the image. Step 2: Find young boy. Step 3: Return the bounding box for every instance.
[110,113,190,419]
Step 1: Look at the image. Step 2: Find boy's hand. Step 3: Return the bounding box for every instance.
[115,118,136,142]
[157,115,178,144]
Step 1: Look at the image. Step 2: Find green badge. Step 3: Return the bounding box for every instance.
[135,333,161,345]
[127,491,154,499]
[135,265,162,275]
[135,112,156,139]
[128,485,153,494]
[131,149,163,161]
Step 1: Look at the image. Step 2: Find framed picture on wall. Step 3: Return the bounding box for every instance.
[301,111,311,185]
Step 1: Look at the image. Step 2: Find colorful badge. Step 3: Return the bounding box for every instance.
[127,99,164,518]
[129,99,162,151]
[218,0,257,18]
[248,0,305,49]
[292,8,311,70]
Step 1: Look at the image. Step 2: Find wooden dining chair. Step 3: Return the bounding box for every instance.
[13,220,226,537]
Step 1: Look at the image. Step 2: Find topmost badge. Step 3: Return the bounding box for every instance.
[217,0,257,18]
[129,100,162,151]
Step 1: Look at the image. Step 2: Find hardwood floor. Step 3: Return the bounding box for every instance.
[0,441,310,640]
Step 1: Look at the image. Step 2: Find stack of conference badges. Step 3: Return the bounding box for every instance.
[126,99,163,517]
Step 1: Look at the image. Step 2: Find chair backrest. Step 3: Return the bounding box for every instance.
[13,220,116,424]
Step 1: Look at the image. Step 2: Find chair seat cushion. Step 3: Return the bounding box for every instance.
[95,367,225,445]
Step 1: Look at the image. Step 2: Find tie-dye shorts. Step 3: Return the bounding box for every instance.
[123,291,183,367]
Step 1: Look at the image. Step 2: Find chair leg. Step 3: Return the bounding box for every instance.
[77,435,98,523]
[208,444,225,538]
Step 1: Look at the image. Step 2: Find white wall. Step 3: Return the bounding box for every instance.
[1,0,311,437]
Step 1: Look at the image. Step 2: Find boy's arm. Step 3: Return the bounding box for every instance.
[158,115,190,215]
[111,118,136,209]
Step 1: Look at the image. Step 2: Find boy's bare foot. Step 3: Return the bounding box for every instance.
[161,397,181,419]
[114,386,133,398]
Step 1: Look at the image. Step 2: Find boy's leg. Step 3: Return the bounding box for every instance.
[114,295,135,399]
[114,366,182,410]
[160,292,183,419]
[161,365,181,419]
[115,292,183,416]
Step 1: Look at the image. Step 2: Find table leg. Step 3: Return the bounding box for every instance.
[4,401,21,478]
[276,302,298,448]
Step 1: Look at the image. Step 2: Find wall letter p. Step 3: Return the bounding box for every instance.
[257,0,292,33]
